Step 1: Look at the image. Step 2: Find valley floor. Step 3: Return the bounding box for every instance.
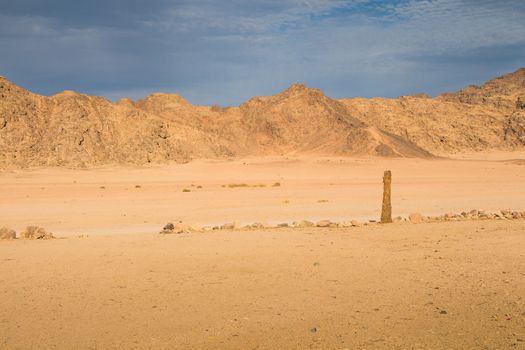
[1,155,525,235]
[1,220,525,349]
[1,154,525,349]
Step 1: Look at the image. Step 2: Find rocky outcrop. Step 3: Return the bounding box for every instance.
[1,67,525,168]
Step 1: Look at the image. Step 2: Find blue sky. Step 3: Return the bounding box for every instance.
[0,0,524,105]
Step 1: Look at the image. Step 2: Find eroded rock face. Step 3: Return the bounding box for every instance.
[516,97,525,110]
[2,67,525,168]
[0,227,16,239]
[504,111,525,146]
[19,226,54,239]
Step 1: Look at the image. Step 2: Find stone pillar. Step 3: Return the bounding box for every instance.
[381,170,392,223]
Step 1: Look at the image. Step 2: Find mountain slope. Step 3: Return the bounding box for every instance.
[0,67,524,168]
[339,68,525,155]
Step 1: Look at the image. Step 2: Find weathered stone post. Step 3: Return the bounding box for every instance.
[381,170,392,223]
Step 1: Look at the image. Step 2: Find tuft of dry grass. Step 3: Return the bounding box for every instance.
[272,182,281,187]
[226,183,266,188]
[317,199,329,203]
[182,188,191,192]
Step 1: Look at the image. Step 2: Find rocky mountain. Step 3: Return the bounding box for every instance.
[0,67,524,168]
[341,68,525,154]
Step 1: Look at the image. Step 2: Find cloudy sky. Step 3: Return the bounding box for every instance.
[1,0,524,105]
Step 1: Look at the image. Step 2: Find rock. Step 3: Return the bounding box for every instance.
[393,216,404,223]
[297,220,314,228]
[277,223,289,228]
[19,226,54,239]
[316,220,332,227]
[380,170,392,223]
[338,221,353,228]
[254,222,273,229]
[0,227,16,240]
[350,220,362,227]
[409,213,425,224]
[469,209,479,216]
[444,213,458,220]
[163,222,175,231]
[512,211,522,219]
[250,222,265,229]
[220,222,240,230]
[160,221,199,234]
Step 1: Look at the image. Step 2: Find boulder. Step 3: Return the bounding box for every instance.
[0,227,16,240]
[19,226,54,239]
[160,221,198,234]
[315,220,333,228]
[160,222,175,233]
[295,220,314,228]
[409,213,426,224]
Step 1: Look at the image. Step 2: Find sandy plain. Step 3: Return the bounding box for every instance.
[1,155,525,235]
[1,155,525,349]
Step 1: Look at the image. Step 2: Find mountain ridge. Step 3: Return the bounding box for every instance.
[1,68,524,168]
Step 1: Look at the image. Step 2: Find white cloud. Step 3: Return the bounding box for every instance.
[0,0,524,104]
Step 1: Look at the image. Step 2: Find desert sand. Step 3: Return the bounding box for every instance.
[1,219,525,349]
[1,156,524,236]
[1,155,525,349]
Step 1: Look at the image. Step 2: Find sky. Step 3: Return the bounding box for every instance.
[0,0,524,106]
